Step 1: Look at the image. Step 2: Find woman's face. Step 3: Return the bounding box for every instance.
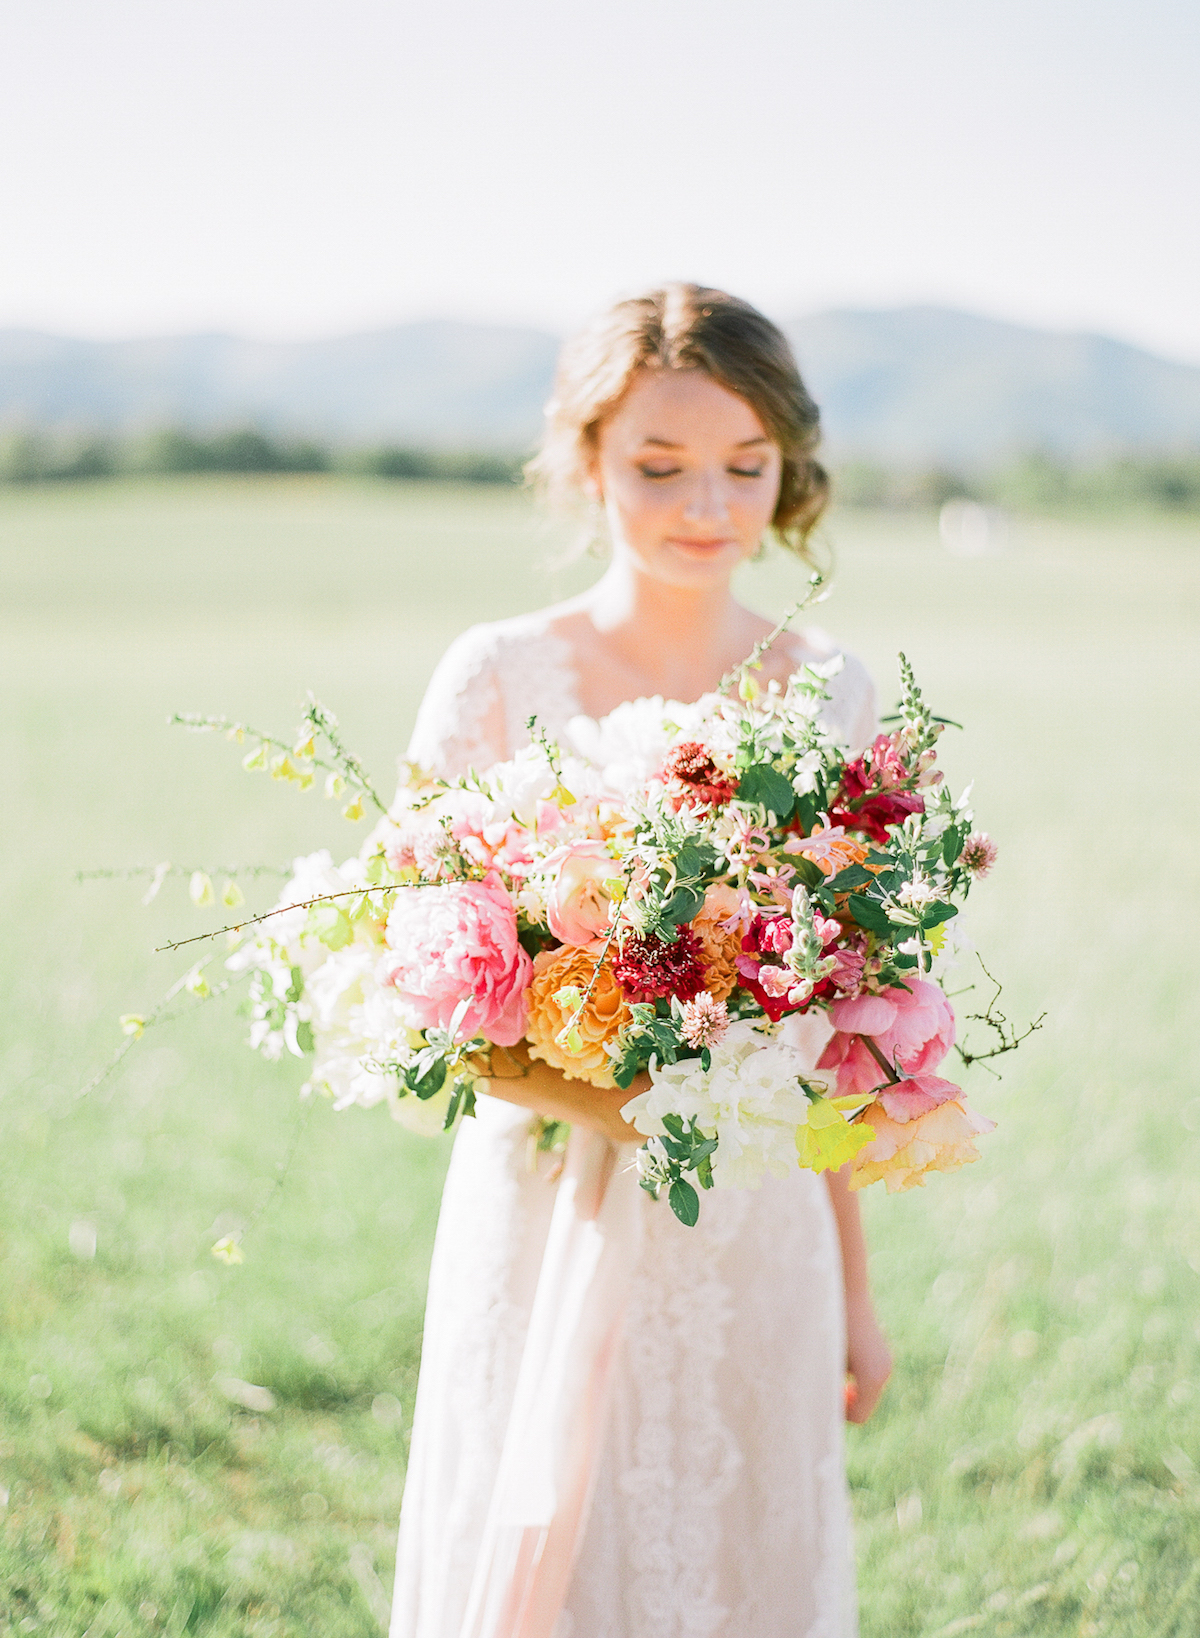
[592,369,783,589]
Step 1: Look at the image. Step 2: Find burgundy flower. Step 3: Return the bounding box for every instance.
[828,732,926,843]
[661,741,739,811]
[612,926,707,1003]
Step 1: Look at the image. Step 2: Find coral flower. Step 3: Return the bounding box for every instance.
[526,942,634,1087]
[784,825,868,878]
[849,1097,996,1192]
[689,884,747,1002]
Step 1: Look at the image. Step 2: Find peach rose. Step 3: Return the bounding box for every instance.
[849,1097,996,1193]
[525,941,633,1087]
[689,883,748,1003]
[545,840,618,947]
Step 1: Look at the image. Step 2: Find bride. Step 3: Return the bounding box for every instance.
[389,283,892,1637]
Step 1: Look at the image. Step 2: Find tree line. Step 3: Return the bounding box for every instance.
[1,425,1198,512]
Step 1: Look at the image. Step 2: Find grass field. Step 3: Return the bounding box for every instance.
[2,475,1198,1637]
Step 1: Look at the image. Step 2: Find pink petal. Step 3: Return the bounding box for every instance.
[830,993,897,1034]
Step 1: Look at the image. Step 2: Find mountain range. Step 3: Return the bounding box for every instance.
[2,306,1199,467]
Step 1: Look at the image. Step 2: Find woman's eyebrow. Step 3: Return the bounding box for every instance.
[637,435,771,449]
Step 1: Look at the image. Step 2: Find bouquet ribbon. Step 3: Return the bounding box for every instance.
[459,1126,643,1637]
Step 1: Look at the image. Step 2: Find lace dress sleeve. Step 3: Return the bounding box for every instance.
[405,625,510,781]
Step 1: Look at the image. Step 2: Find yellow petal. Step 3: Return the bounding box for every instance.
[242,744,266,771]
[342,795,365,822]
[119,1014,145,1039]
[221,878,245,908]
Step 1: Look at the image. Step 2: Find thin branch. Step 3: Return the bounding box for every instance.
[154,885,396,953]
[955,956,1046,1070]
[76,863,289,884]
[716,575,826,697]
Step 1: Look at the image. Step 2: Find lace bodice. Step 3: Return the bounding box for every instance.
[407,611,877,779]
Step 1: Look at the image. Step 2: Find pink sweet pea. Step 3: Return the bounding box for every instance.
[817,979,955,1096]
[545,840,618,946]
[380,873,532,1046]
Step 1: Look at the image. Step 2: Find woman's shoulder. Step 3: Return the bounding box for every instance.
[433,607,570,672]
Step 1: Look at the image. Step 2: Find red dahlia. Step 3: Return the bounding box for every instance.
[661,741,738,810]
[612,926,707,1003]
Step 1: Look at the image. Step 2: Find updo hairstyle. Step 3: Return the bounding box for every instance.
[526,282,830,560]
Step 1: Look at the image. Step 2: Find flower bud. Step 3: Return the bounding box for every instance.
[189,871,215,908]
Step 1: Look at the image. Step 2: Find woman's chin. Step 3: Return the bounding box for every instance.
[625,542,749,588]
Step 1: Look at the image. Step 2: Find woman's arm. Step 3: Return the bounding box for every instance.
[825,1164,892,1423]
[485,1042,646,1147]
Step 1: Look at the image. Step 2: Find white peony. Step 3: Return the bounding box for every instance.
[621,1021,814,1192]
[565,695,720,796]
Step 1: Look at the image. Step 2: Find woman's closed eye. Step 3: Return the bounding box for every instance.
[638,463,766,480]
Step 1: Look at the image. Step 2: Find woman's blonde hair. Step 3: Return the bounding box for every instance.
[526,282,830,559]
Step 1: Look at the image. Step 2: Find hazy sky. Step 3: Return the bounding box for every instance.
[3,0,1198,358]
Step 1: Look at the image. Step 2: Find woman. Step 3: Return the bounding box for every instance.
[390,284,892,1637]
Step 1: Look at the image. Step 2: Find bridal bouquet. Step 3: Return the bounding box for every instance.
[212,635,1000,1226]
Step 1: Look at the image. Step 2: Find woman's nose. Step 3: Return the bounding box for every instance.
[682,468,731,523]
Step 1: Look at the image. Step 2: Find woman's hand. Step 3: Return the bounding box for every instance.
[484,1041,648,1146]
[843,1292,892,1424]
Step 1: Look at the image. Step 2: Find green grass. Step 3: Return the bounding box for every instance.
[1,475,1198,1637]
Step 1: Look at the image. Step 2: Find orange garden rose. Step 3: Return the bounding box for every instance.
[689,884,746,1002]
[849,1097,996,1193]
[525,942,634,1088]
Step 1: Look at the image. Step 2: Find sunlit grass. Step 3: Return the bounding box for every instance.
[1,476,1197,1635]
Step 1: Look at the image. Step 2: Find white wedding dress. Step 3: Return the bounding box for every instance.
[389,611,878,1638]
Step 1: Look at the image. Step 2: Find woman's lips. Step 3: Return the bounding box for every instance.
[666,536,739,552]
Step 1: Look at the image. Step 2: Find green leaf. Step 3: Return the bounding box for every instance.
[294,1019,315,1054]
[827,863,872,892]
[699,1046,712,1073]
[793,792,820,833]
[894,951,919,968]
[661,882,704,927]
[791,855,824,889]
[308,903,353,951]
[848,893,894,935]
[737,763,796,818]
[942,826,964,866]
[920,901,959,928]
[405,1054,447,1099]
[285,965,304,1003]
[694,1153,714,1190]
[668,1177,700,1226]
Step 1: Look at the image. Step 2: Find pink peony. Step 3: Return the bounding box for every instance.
[817,979,956,1097]
[545,840,619,946]
[380,873,532,1046]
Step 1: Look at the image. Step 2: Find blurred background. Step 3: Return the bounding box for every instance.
[1,2,1197,1635]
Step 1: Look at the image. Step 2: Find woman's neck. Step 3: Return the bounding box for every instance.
[578,561,759,701]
